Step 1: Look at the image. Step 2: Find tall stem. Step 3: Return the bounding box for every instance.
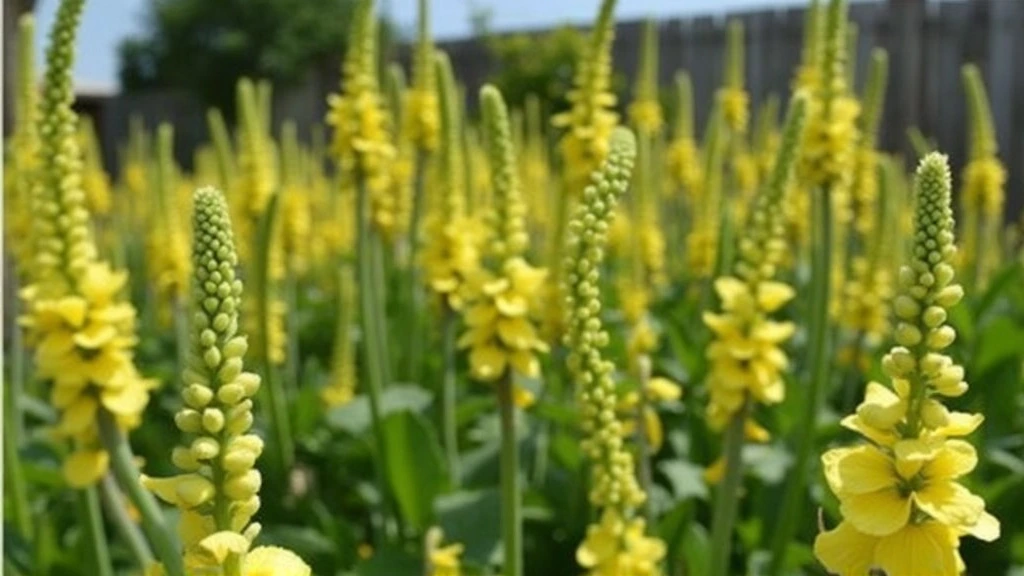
[635,355,654,523]
[4,383,32,539]
[357,177,397,539]
[97,410,185,576]
[767,187,833,576]
[404,152,430,383]
[79,486,114,576]
[99,475,154,569]
[441,309,460,484]
[708,399,748,576]
[497,373,522,576]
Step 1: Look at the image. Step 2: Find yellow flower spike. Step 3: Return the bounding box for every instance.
[78,116,112,218]
[385,64,415,244]
[814,154,1000,576]
[4,14,39,275]
[704,93,805,466]
[666,72,702,198]
[628,20,663,137]
[142,188,313,574]
[322,265,358,407]
[326,0,395,201]
[720,20,749,135]
[407,0,440,153]
[147,124,192,315]
[421,52,484,311]
[793,0,824,92]
[20,0,153,489]
[959,64,1006,288]
[458,87,548,381]
[552,0,620,194]
[279,121,313,275]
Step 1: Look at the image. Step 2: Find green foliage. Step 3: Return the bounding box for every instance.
[483,26,585,113]
[118,0,371,116]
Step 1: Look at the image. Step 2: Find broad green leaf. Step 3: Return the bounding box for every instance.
[325,385,433,435]
[974,317,1024,376]
[435,489,502,564]
[383,411,448,530]
[658,460,709,501]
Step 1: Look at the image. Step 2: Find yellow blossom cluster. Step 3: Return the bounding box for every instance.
[20,0,154,489]
[815,154,999,576]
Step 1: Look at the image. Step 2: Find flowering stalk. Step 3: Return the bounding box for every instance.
[459,85,550,575]
[564,128,665,575]
[769,1,859,571]
[327,0,399,535]
[322,265,358,407]
[814,153,1000,575]
[960,64,1005,290]
[705,95,806,576]
[142,187,311,576]
[715,20,750,280]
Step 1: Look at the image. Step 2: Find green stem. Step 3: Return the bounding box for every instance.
[357,177,397,539]
[635,355,654,523]
[97,410,185,576]
[99,475,154,569]
[79,486,114,576]
[285,272,301,395]
[370,227,393,389]
[253,196,295,470]
[10,266,26,438]
[497,373,522,576]
[404,151,430,383]
[3,384,32,539]
[767,187,833,576]
[441,309,460,484]
[708,400,748,576]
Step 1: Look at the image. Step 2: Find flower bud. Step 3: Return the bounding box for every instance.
[202,408,225,433]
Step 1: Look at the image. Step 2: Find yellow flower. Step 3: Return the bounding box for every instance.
[815,519,964,576]
[703,277,795,428]
[459,258,549,382]
[243,546,312,576]
[577,508,666,576]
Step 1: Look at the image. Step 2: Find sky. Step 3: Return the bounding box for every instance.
[33,0,808,89]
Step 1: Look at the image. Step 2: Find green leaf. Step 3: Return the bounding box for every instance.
[383,410,448,530]
[976,264,1023,321]
[435,489,502,564]
[744,443,794,484]
[974,317,1024,376]
[353,544,420,576]
[681,522,710,576]
[325,385,433,435]
[658,460,709,501]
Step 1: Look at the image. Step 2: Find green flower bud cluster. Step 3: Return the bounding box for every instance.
[31,0,95,296]
[481,85,529,263]
[734,96,807,284]
[883,154,967,434]
[563,127,644,511]
[144,187,264,551]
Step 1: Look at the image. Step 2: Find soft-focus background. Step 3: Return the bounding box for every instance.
[2,0,1023,221]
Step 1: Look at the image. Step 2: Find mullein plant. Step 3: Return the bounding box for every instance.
[385,65,415,250]
[959,64,1006,290]
[685,101,725,281]
[79,116,113,222]
[456,85,549,576]
[720,21,760,233]
[19,2,169,573]
[147,124,192,330]
[837,50,891,379]
[768,2,860,572]
[142,187,311,576]
[326,0,399,526]
[666,71,702,276]
[4,14,39,273]
[703,95,807,576]
[564,128,666,575]
[422,52,485,481]
[813,153,1000,575]
[322,265,358,407]
[279,121,313,279]
[547,0,619,339]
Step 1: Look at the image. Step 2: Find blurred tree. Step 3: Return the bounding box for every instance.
[484,25,584,114]
[118,0,390,118]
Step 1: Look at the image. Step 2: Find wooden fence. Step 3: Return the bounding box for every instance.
[92,0,1024,218]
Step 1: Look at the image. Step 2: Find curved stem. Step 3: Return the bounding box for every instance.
[404,152,430,383]
[97,410,185,576]
[707,399,749,576]
[79,486,114,576]
[357,177,397,539]
[441,310,460,484]
[497,373,522,576]
[100,475,154,569]
[767,187,833,576]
